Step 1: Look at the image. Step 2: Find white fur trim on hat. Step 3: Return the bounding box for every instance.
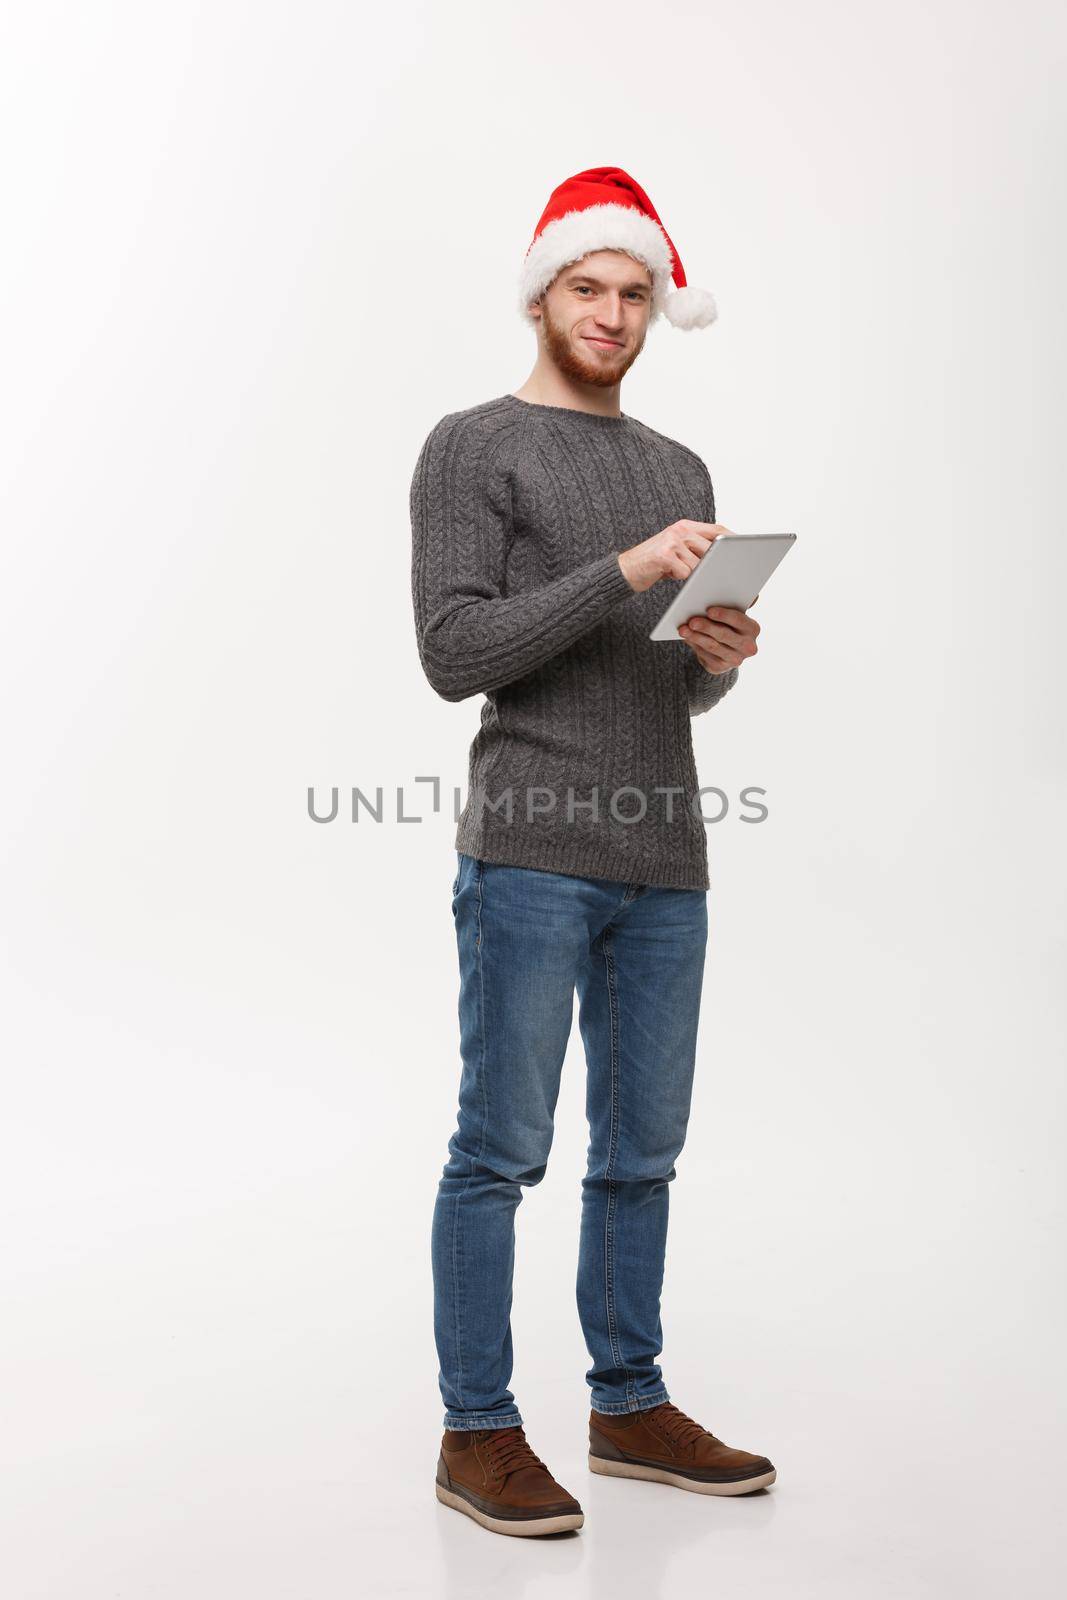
[518,202,675,324]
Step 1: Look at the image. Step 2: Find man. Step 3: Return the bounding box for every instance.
[409,167,776,1538]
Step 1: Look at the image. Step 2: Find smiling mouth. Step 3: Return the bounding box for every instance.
[582,336,623,348]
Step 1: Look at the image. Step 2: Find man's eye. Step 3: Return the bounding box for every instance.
[573,285,645,300]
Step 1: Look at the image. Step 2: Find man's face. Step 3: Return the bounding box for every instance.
[532,250,652,388]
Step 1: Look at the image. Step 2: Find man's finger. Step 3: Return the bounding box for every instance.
[691,640,739,673]
[701,605,760,635]
[681,607,759,640]
[683,617,742,643]
[681,618,758,657]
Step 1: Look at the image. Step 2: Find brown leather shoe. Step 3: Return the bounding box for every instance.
[436,1425,585,1536]
[589,1401,776,1496]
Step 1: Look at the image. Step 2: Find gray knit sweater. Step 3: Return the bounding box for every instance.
[409,393,739,891]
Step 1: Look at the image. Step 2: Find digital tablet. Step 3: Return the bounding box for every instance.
[649,533,797,642]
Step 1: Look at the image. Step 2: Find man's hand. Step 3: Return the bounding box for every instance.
[616,518,762,673]
[617,520,724,593]
[679,602,760,675]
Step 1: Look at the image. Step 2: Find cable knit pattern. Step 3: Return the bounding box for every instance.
[409,393,739,891]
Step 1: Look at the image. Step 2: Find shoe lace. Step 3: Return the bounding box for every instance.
[480,1426,548,1481]
[653,1403,710,1452]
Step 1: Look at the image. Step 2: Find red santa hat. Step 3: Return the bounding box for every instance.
[518,165,718,332]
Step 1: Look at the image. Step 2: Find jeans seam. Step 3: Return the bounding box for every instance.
[449,1174,472,1416]
[601,928,636,1409]
[448,860,489,1412]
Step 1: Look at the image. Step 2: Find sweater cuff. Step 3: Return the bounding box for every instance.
[602,550,636,602]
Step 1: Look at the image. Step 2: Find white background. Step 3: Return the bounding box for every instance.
[2,2,1064,1595]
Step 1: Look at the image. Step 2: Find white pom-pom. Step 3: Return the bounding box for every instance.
[663,286,718,330]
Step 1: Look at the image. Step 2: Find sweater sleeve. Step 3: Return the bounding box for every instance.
[410,412,636,703]
[684,460,740,717]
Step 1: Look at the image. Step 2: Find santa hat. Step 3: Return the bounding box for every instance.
[518,166,717,332]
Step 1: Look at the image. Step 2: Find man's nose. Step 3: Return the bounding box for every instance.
[594,294,625,328]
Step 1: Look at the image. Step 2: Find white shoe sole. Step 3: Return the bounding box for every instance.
[589,1453,776,1496]
[435,1481,584,1535]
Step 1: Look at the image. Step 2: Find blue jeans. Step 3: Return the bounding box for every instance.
[432,852,709,1431]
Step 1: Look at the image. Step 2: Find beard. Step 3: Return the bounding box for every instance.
[539,298,647,388]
